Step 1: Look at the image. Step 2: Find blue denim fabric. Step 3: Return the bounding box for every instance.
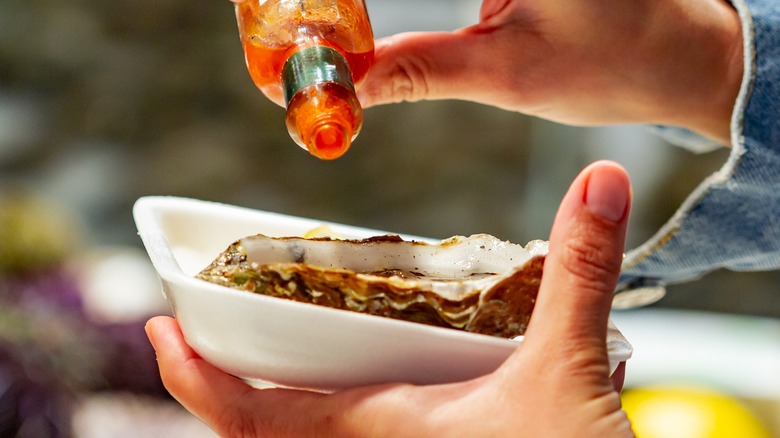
[616,0,780,302]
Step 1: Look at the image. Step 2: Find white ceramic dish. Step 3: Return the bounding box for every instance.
[133,196,632,392]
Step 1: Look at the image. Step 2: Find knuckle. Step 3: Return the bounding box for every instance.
[387,54,431,102]
[548,339,612,384]
[214,387,264,438]
[220,409,260,438]
[560,231,620,287]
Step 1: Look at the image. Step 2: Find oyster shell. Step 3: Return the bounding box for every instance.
[197,234,548,338]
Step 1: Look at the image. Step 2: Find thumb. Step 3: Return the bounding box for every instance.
[522,161,631,358]
[493,162,632,437]
[358,30,502,108]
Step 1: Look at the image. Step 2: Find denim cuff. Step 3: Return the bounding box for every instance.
[615,0,780,307]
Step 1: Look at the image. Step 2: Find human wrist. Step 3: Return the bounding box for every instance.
[632,1,743,145]
[685,1,744,145]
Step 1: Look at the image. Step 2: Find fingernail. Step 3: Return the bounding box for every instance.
[584,164,630,222]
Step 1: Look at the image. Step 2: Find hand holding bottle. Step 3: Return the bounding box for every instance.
[146,161,634,437]
[358,0,743,145]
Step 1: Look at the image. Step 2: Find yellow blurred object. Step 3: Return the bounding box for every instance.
[303,225,345,239]
[622,385,771,438]
[0,191,84,273]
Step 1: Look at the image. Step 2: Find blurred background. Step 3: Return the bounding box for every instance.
[1,0,778,436]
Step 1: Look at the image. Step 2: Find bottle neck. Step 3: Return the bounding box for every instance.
[282,46,355,106]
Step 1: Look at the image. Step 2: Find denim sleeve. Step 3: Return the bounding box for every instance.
[614,0,780,307]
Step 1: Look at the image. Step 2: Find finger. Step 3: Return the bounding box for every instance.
[523,161,631,354]
[490,163,631,435]
[358,29,507,108]
[146,317,432,436]
[146,316,330,436]
[145,317,255,424]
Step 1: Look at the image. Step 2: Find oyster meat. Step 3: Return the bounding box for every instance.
[197,234,548,338]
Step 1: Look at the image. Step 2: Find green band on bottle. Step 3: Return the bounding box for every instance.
[282,46,354,106]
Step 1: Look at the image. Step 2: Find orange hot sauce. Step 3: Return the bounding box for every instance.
[235,0,374,160]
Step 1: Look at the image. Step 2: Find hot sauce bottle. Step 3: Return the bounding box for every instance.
[235,0,374,160]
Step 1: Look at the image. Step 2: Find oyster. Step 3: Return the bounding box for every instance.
[197,234,548,338]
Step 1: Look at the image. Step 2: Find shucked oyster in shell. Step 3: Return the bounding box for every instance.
[197,234,548,338]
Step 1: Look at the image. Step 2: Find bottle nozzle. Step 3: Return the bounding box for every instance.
[282,46,362,160]
[309,122,350,160]
[285,81,362,160]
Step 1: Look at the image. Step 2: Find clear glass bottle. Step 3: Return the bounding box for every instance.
[235,0,374,160]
